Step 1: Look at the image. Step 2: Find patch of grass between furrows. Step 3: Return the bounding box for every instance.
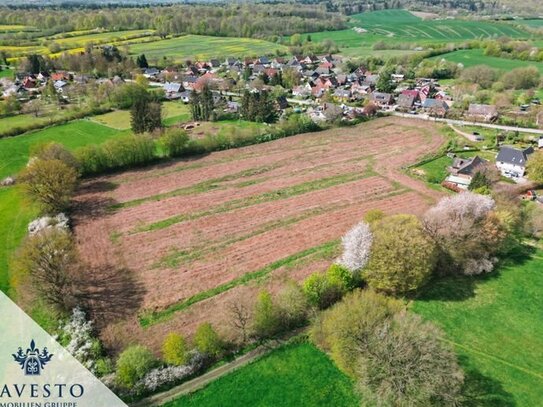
[132,169,378,234]
[153,187,409,269]
[138,240,340,327]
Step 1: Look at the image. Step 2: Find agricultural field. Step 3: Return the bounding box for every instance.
[168,342,359,407]
[431,49,543,73]
[0,120,124,180]
[71,116,446,352]
[349,10,528,40]
[47,29,155,48]
[128,35,288,62]
[304,10,532,59]
[413,248,543,406]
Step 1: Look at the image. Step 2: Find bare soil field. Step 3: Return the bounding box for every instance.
[72,116,446,352]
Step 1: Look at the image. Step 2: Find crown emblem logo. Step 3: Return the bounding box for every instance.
[12,339,54,376]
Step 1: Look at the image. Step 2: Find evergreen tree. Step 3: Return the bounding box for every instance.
[189,90,202,121]
[130,95,162,134]
[136,54,149,69]
[200,84,215,121]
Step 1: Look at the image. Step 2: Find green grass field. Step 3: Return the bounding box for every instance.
[0,120,123,179]
[432,49,543,73]
[0,187,37,294]
[303,10,531,59]
[128,34,287,61]
[0,67,13,79]
[413,249,543,406]
[91,102,190,130]
[349,10,528,40]
[166,342,358,407]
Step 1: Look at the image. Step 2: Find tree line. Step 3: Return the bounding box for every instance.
[0,4,347,40]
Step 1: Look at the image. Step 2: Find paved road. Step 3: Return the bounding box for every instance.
[392,112,543,136]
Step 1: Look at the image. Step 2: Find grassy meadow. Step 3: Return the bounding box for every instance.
[0,187,37,294]
[91,102,190,130]
[432,49,543,72]
[0,120,124,180]
[128,34,288,62]
[166,342,359,407]
[413,249,543,406]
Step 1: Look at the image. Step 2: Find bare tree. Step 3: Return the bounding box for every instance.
[227,299,251,344]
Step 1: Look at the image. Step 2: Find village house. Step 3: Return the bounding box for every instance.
[370,92,394,107]
[422,98,449,117]
[163,82,183,100]
[444,155,488,190]
[496,146,534,180]
[468,104,499,122]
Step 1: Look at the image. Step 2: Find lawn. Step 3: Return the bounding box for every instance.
[128,34,287,62]
[413,249,543,406]
[165,342,359,407]
[0,120,123,179]
[431,49,543,73]
[91,102,190,130]
[0,67,13,79]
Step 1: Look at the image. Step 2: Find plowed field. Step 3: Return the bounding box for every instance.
[72,116,445,351]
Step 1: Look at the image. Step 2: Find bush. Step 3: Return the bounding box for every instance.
[276,282,309,331]
[162,333,188,366]
[116,345,157,388]
[158,128,189,158]
[194,323,223,358]
[364,214,437,295]
[252,290,281,339]
[362,209,384,224]
[303,265,353,310]
[30,142,79,170]
[19,159,79,214]
[76,134,156,176]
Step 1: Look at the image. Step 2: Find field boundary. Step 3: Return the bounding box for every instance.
[131,333,303,407]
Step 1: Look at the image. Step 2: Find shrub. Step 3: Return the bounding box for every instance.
[362,209,384,224]
[158,128,189,158]
[276,282,308,331]
[116,345,157,388]
[337,222,373,274]
[302,265,352,310]
[527,150,543,183]
[252,290,281,339]
[194,323,223,358]
[364,214,437,295]
[30,142,79,170]
[76,134,156,176]
[162,333,188,366]
[19,158,79,214]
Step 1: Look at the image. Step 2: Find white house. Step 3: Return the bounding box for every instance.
[495,146,534,180]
